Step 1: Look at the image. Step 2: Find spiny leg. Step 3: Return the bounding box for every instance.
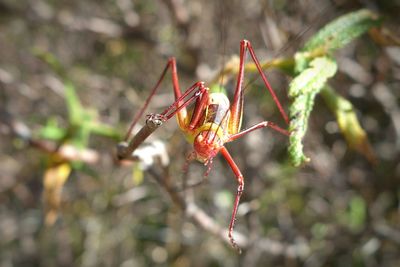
[229,39,289,136]
[159,81,207,122]
[176,152,211,192]
[118,81,208,158]
[245,40,289,124]
[125,57,189,141]
[228,121,289,143]
[119,57,210,159]
[220,146,244,253]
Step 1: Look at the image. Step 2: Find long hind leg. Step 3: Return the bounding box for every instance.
[228,39,289,136]
[220,146,244,253]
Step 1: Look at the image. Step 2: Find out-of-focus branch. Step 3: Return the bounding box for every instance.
[373,222,400,245]
[161,0,200,71]
[0,110,99,164]
[141,151,310,257]
[162,0,189,32]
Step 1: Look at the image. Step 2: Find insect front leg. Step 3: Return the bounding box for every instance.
[220,146,245,253]
[118,56,207,160]
[118,82,207,160]
[125,58,177,140]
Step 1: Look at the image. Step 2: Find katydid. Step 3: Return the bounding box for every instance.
[117,40,289,252]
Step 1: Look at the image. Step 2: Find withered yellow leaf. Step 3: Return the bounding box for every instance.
[43,162,71,225]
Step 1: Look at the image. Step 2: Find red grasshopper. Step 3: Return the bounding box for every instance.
[118,40,289,252]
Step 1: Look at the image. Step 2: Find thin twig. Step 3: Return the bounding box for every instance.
[373,222,400,245]
[0,110,99,164]
[143,153,310,257]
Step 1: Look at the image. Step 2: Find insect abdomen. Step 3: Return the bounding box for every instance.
[205,93,230,130]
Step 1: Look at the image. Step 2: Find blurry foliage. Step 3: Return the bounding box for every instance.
[321,85,376,164]
[30,50,121,224]
[0,0,399,267]
[43,161,71,225]
[288,56,338,165]
[300,9,381,53]
[287,9,381,166]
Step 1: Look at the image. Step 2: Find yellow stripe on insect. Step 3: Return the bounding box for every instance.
[194,122,226,142]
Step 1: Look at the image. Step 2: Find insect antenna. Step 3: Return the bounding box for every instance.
[242,3,332,94]
[216,0,229,87]
[204,0,230,143]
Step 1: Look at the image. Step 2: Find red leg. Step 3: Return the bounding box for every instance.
[159,81,206,121]
[188,90,209,130]
[119,80,209,160]
[227,121,288,143]
[220,146,244,253]
[229,40,289,136]
[125,58,190,141]
[246,40,289,124]
[159,81,211,133]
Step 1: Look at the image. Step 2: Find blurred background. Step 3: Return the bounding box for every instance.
[0,0,399,266]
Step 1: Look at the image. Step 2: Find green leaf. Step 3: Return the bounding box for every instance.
[71,123,91,148]
[87,122,122,139]
[289,57,337,97]
[64,82,83,125]
[339,195,367,232]
[288,93,314,166]
[287,9,380,167]
[288,57,337,166]
[311,223,328,239]
[293,52,309,74]
[302,9,381,53]
[348,195,366,231]
[38,118,67,141]
[32,49,66,78]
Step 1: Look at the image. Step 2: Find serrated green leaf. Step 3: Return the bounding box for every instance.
[288,57,337,166]
[293,52,309,74]
[287,10,379,167]
[288,93,313,166]
[289,57,337,97]
[302,9,381,53]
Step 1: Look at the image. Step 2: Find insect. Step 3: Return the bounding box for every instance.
[118,39,289,252]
